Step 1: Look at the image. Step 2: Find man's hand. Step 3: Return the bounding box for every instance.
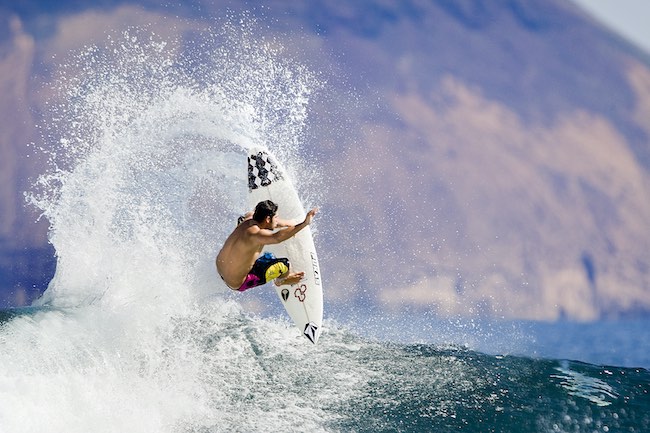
[304,207,318,225]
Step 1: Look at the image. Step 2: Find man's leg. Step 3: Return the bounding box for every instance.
[263,257,305,286]
[274,271,305,286]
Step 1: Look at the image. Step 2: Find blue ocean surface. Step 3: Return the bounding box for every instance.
[330,308,650,369]
[514,320,650,370]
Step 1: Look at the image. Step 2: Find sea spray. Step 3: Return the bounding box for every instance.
[28,24,322,310]
[5,22,335,433]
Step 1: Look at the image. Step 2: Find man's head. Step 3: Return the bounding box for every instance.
[253,200,278,224]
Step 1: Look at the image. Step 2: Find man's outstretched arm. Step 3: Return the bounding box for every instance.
[275,216,297,228]
[253,208,318,245]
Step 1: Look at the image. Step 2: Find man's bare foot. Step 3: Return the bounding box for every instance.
[275,271,305,286]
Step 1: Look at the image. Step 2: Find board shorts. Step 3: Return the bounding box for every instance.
[238,252,290,292]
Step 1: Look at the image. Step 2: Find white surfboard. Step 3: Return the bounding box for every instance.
[247,147,323,344]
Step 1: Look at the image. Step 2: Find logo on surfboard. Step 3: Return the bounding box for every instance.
[294,284,307,302]
[303,322,318,344]
[310,251,321,286]
[248,151,284,191]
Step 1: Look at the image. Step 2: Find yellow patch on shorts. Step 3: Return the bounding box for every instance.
[265,262,289,282]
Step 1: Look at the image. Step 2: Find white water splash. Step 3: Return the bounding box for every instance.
[29,24,320,310]
[3,22,337,433]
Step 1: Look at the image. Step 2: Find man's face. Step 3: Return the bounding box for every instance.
[265,214,277,229]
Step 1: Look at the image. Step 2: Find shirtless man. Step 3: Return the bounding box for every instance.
[216,200,318,292]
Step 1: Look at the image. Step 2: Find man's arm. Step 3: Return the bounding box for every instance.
[237,211,254,225]
[251,208,318,245]
[275,217,297,228]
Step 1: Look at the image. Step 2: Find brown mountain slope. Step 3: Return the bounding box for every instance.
[0,0,648,319]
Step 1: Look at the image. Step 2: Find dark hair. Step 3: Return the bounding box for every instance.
[253,200,278,222]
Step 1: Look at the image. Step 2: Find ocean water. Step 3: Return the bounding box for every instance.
[1,306,648,433]
[1,24,648,433]
[326,307,650,369]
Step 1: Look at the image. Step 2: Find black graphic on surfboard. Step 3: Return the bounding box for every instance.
[303,322,318,344]
[248,151,284,191]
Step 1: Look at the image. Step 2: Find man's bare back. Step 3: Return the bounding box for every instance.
[216,200,317,291]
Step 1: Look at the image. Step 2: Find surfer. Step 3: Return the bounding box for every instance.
[216,200,318,292]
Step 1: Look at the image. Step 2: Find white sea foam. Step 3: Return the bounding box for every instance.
[0,23,349,433]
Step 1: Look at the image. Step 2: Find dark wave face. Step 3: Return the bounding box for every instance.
[328,343,650,433]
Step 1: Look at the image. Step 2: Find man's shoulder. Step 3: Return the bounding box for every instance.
[241,221,263,236]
